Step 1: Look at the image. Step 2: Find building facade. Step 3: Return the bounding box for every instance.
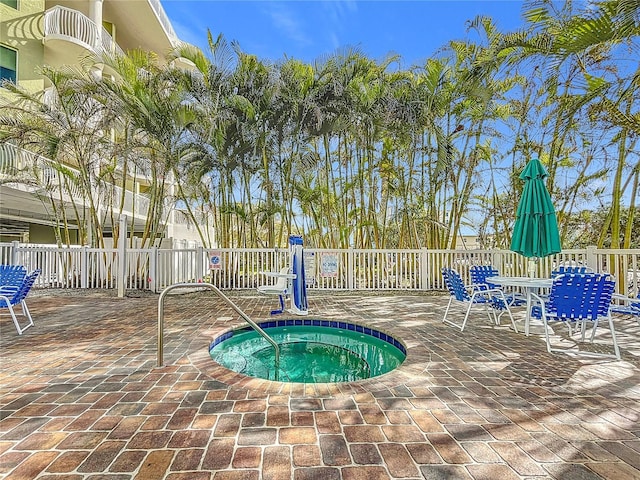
[0,0,212,247]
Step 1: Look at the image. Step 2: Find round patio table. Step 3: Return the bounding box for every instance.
[490,276,554,336]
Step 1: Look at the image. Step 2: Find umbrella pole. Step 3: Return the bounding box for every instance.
[528,258,537,278]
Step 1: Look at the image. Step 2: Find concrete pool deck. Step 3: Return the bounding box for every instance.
[1,289,639,479]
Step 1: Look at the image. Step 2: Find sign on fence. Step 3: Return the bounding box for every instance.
[320,252,339,277]
[209,251,222,270]
[304,251,316,285]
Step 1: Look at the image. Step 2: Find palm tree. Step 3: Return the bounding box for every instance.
[484,0,638,248]
[98,49,200,248]
[0,65,117,246]
[169,34,239,248]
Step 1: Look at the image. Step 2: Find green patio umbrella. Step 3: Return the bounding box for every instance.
[510,158,561,261]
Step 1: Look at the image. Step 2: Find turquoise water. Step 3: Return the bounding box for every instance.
[209,325,406,383]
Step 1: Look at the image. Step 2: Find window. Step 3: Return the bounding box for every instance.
[0,0,18,9]
[0,45,17,84]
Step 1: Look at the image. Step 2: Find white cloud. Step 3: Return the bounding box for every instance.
[322,0,358,23]
[163,4,209,48]
[316,1,359,57]
[172,18,206,47]
[329,31,340,50]
[262,2,312,46]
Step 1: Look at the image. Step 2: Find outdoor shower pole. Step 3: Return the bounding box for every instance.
[117,215,127,298]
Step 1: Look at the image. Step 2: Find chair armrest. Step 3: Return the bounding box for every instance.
[529,292,548,318]
[611,294,640,313]
[612,293,638,304]
[530,292,545,302]
[466,282,490,292]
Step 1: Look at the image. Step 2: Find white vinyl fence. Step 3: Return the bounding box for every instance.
[1,242,638,298]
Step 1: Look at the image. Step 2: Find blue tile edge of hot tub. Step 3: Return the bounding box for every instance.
[210,320,407,356]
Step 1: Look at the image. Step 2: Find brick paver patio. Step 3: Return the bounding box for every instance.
[1,289,639,479]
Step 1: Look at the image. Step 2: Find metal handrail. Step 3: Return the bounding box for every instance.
[157,283,281,377]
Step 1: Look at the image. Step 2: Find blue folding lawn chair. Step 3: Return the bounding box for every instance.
[551,265,594,277]
[0,268,41,335]
[470,265,526,308]
[0,264,27,288]
[441,267,517,332]
[610,293,640,322]
[530,273,620,359]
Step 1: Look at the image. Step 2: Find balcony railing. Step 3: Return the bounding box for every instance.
[1,143,83,199]
[148,0,179,45]
[43,6,124,59]
[2,144,218,241]
[0,142,26,175]
[112,184,151,217]
[1,143,150,218]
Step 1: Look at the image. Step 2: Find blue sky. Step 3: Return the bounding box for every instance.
[162,1,529,68]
